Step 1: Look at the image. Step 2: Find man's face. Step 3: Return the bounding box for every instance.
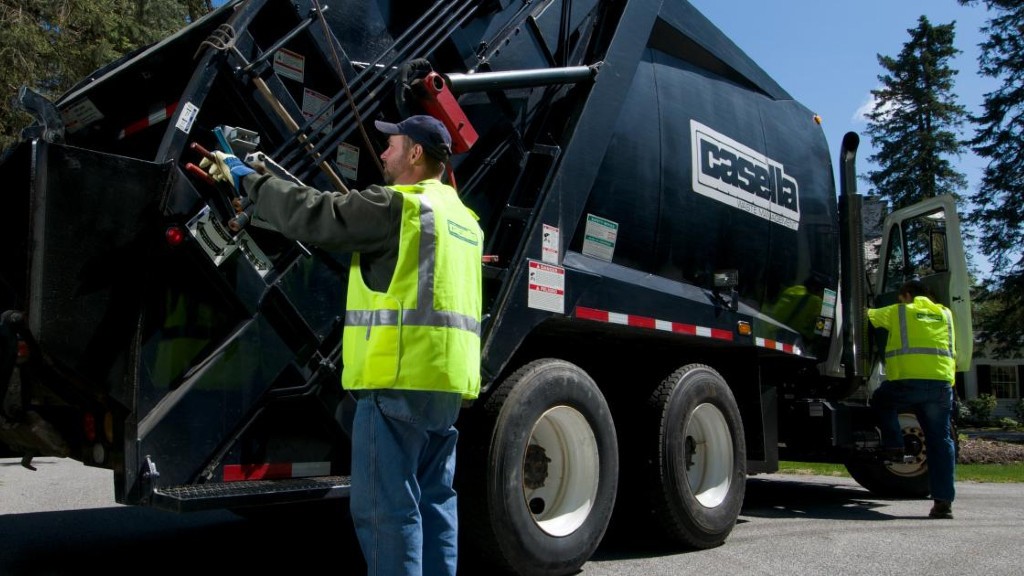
[380,135,416,185]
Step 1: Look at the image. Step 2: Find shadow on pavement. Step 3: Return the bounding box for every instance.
[0,505,366,576]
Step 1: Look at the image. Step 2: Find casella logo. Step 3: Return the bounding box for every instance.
[690,120,800,230]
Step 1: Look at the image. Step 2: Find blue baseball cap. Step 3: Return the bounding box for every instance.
[375,115,452,160]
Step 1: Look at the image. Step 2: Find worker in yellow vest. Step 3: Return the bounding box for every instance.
[868,279,956,519]
[202,115,482,575]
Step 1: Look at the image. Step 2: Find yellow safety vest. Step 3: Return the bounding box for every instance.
[868,296,956,385]
[341,179,482,399]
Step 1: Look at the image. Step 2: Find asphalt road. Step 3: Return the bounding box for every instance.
[1,457,1022,575]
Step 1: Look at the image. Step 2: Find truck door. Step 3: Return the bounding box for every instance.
[874,194,972,372]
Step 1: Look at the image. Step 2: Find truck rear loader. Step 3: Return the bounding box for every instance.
[0,1,972,574]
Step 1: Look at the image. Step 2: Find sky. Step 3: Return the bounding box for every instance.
[688,0,997,199]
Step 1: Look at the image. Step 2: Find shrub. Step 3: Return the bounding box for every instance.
[1015,398,1024,423]
[998,417,1019,430]
[965,393,998,426]
[957,401,973,424]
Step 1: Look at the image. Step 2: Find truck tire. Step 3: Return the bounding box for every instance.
[464,358,618,576]
[844,412,931,498]
[646,364,746,549]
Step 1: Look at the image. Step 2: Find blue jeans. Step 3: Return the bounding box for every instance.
[350,389,463,576]
[871,379,956,502]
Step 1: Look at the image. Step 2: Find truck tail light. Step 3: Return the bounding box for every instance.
[83,412,97,443]
[165,225,186,247]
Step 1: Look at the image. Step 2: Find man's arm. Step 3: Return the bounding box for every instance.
[242,174,400,253]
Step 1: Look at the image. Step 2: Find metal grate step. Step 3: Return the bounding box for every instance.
[152,475,350,513]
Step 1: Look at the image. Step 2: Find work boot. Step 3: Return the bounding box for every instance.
[929,500,953,519]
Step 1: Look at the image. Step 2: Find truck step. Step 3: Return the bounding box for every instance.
[151,475,350,513]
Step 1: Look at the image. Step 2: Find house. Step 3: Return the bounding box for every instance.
[962,340,1023,420]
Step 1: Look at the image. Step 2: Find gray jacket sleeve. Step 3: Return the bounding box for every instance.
[242,173,400,254]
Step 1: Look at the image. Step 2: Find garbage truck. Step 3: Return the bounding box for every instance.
[0,0,972,574]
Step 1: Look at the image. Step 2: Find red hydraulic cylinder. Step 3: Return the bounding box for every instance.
[418,71,478,154]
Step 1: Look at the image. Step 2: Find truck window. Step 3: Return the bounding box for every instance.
[880,207,951,304]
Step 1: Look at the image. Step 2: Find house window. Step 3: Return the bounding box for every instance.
[988,365,1020,400]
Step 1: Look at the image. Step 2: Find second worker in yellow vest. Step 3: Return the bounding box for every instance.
[867,279,957,520]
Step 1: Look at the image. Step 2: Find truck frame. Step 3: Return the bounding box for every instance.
[0,1,972,574]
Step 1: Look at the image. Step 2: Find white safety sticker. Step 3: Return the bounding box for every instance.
[527,259,564,314]
[273,48,305,82]
[582,214,618,261]
[175,101,199,134]
[336,142,360,180]
[542,223,559,264]
[62,98,104,133]
[302,88,332,135]
[818,288,838,336]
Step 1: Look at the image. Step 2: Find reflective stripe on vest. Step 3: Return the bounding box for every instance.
[885,305,954,360]
[343,194,480,336]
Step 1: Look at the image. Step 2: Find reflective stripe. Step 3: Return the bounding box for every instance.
[345,194,480,336]
[345,309,481,334]
[886,304,954,359]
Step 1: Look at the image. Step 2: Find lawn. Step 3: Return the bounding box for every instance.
[777,460,1024,483]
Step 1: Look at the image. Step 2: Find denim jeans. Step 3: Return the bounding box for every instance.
[350,389,463,576]
[871,379,956,502]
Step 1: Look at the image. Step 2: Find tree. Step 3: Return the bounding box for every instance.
[0,0,213,152]
[959,1,1024,275]
[956,0,1024,354]
[864,16,968,212]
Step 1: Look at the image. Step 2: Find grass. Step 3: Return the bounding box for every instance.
[777,460,1024,483]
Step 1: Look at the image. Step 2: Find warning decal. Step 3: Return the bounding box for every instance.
[527,259,564,314]
[542,224,559,264]
[273,48,305,82]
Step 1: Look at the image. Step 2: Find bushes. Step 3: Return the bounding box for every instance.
[998,417,1020,430]
[1015,398,1024,423]
[963,394,998,426]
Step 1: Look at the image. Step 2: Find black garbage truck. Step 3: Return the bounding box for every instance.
[0,0,972,574]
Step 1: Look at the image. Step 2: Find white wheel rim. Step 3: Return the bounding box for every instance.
[522,405,600,537]
[886,413,928,477]
[685,402,733,508]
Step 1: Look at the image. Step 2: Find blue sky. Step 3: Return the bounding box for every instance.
[688,0,997,198]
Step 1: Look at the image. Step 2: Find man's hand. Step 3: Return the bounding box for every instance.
[199,151,255,190]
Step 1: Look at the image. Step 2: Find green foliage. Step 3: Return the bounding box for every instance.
[965,393,999,425]
[0,0,214,152]
[997,416,1019,430]
[957,462,1024,482]
[778,460,1024,483]
[958,400,974,423]
[959,1,1024,352]
[1015,398,1024,422]
[864,16,968,212]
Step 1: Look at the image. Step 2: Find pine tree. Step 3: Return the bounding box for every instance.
[864,16,968,212]
[0,0,213,152]
[958,0,1024,356]
[961,0,1024,274]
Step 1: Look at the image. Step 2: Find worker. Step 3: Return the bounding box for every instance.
[201,115,483,575]
[867,279,957,519]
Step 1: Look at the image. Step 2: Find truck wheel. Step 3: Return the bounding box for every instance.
[646,364,746,549]
[845,412,930,498]
[466,358,618,576]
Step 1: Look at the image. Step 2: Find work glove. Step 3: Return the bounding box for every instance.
[200,150,255,191]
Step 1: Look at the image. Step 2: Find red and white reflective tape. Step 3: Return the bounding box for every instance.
[223,461,331,481]
[574,305,803,356]
[574,306,734,342]
[755,337,801,356]
[117,102,178,140]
